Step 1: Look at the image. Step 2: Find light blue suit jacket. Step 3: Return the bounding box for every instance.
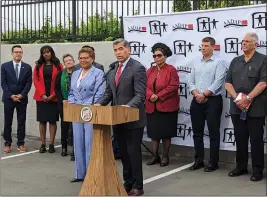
[68,66,105,105]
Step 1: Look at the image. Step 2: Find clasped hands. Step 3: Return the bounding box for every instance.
[149,94,158,102]
[195,93,208,104]
[234,95,251,111]
[10,94,23,102]
[41,94,55,102]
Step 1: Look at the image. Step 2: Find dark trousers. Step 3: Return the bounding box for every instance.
[231,115,264,174]
[3,99,27,146]
[58,103,73,146]
[190,95,223,164]
[113,126,144,190]
[112,134,121,157]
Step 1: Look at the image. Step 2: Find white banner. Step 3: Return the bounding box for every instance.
[123,4,267,152]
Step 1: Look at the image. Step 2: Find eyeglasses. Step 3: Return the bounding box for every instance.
[153,54,163,58]
[78,57,90,60]
[242,40,253,44]
[13,51,22,54]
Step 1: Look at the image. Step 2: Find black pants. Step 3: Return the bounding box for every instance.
[190,95,223,164]
[58,103,73,146]
[113,126,144,190]
[231,115,264,174]
[3,99,27,146]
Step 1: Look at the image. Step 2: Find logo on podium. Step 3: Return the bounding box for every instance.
[81,107,93,122]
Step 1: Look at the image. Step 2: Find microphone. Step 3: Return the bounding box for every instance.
[91,62,117,104]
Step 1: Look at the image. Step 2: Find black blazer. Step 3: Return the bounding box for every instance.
[98,58,147,129]
[1,61,32,103]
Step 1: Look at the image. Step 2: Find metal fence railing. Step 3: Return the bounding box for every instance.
[1,0,266,43]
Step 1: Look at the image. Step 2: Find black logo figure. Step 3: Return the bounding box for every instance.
[149,20,168,37]
[129,41,147,57]
[128,25,147,33]
[224,38,242,56]
[177,123,193,140]
[179,83,188,99]
[178,107,190,116]
[196,17,218,34]
[223,128,235,146]
[173,40,194,57]
[252,12,266,30]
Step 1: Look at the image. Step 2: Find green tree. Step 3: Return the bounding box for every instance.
[173,0,192,12]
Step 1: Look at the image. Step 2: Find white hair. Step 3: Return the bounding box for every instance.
[244,32,259,43]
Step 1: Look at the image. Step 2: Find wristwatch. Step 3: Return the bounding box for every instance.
[246,95,252,101]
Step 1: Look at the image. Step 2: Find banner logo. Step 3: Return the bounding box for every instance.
[224,38,242,55]
[173,40,194,57]
[179,83,188,99]
[149,20,168,36]
[176,66,192,73]
[196,17,219,34]
[224,19,248,28]
[129,41,147,57]
[252,12,266,29]
[128,25,147,33]
[257,40,267,49]
[172,23,193,31]
[177,123,193,139]
[223,128,235,145]
[178,107,191,116]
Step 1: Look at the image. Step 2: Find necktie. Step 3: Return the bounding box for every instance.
[15,64,19,80]
[115,64,123,87]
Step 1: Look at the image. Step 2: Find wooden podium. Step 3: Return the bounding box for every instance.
[63,102,139,196]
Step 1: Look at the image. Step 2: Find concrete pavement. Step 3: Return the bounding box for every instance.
[1,136,266,196]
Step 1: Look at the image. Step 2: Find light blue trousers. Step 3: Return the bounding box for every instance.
[72,122,93,179]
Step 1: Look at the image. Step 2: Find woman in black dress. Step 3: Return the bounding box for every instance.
[33,45,63,153]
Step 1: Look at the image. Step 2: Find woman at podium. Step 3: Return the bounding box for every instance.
[68,48,105,182]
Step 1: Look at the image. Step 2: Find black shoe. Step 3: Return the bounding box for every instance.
[124,184,132,194]
[189,162,205,171]
[39,144,46,153]
[250,173,263,182]
[48,144,55,153]
[70,151,75,161]
[146,155,161,165]
[204,163,218,172]
[61,144,67,156]
[70,178,84,183]
[228,168,248,177]
[160,156,169,167]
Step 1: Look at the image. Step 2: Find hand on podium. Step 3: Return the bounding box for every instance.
[94,104,101,106]
[121,105,130,107]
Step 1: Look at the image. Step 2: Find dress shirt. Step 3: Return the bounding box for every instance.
[188,55,226,96]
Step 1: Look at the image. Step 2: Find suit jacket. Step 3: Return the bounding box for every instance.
[33,63,63,102]
[146,64,179,113]
[74,62,104,72]
[98,57,147,129]
[1,61,32,103]
[68,67,105,105]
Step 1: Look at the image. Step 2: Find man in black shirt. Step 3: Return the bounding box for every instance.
[225,32,267,182]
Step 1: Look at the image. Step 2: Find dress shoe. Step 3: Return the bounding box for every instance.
[3,146,11,153]
[250,174,263,182]
[70,178,84,183]
[61,145,67,156]
[189,162,205,171]
[204,163,218,172]
[228,168,248,177]
[146,155,161,165]
[49,144,55,153]
[124,186,132,193]
[128,189,144,196]
[160,156,169,167]
[39,144,46,153]
[70,151,75,161]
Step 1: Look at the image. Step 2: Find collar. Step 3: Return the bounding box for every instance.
[13,61,22,66]
[201,54,215,62]
[119,56,131,67]
[240,51,258,62]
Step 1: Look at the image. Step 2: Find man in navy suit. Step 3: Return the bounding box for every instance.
[1,45,32,153]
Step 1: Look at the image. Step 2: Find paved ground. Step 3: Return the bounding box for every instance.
[1,135,266,196]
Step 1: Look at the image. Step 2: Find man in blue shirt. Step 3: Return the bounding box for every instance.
[188,37,227,172]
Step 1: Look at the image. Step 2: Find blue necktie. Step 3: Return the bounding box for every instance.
[15,64,19,80]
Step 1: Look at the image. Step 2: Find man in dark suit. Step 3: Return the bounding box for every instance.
[96,38,147,196]
[1,45,32,153]
[74,45,104,72]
